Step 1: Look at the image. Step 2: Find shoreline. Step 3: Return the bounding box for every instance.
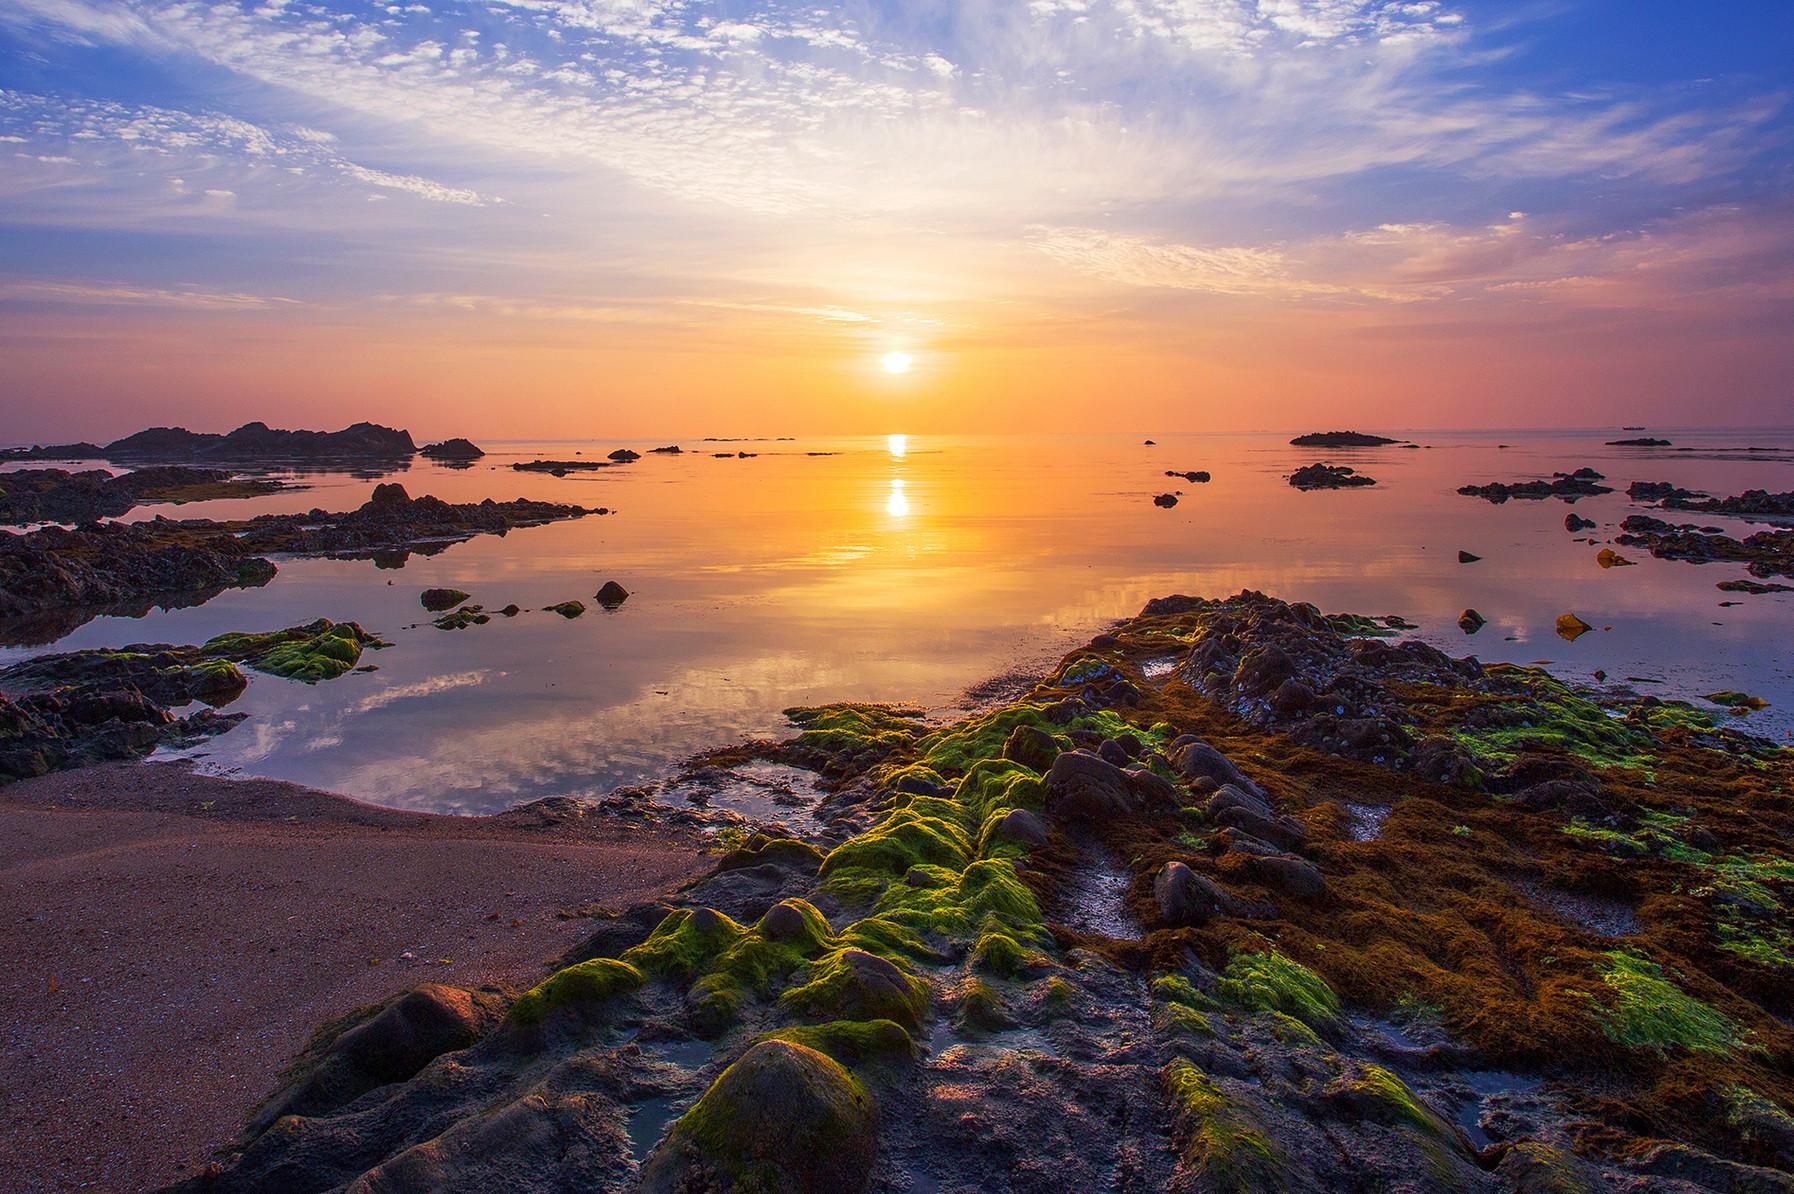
[0,762,708,1193]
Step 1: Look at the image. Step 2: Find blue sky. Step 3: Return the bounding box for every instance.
[1,1,1791,435]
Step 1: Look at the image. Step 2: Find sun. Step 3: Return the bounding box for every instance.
[881,351,913,375]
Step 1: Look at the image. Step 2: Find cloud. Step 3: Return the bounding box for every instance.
[0,277,300,308]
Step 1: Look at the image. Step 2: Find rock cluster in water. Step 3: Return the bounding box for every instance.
[0,618,382,781]
[0,484,599,645]
[171,591,1794,1194]
[0,466,286,525]
[1288,463,1376,490]
[1457,468,1612,503]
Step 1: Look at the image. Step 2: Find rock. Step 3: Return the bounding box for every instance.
[251,984,496,1131]
[1165,470,1211,483]
[419,438,484,460]
[420,587,470,611]
[1234,644,1297,699]
[1566,513,1596,531]
[595,580,630,608]
[640,1040,878,1194]
[758,900,814,944]
[1457,609,1486,634]
[1249,853,1327,900]
[649,444,683,454]
[1154,861,1228,926]
[104,420,417,462]
[988,808,1049,848]
[1615,514,1794,578]
[512,459,611,473]
[1207,784,1306,849]
[607,448,641,462]
[1457,550,1480,564]
[0,465,282,525]
[498,604,521,617]
[1044,750,1139,820]
[1097,738,1132,767]
[1411,735,1480,787]
[546,600,585,618]
[1717,578,1794,594]
[1004,717,1054,770]
[1555,612,1593,641]
[1169,738,1258,794]
[1125,766,1180,810]
[1458,469,1611,503]
[1596,547,1635,568]
[781,948,927,1028]
[1153,493,1179,508]
[1607,437,1672,447]
[1288,463,1375,489]
[1289,431,1401,447]
[1269,678,1315,714]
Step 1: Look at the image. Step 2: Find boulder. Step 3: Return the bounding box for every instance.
[1154,861,1229,926]
[1002,724,1060,773]
[1044,750,1139,820]
[988,808,1049,848]
[1250,854,1327,900]
[1207,784,1307,849]
[640,1040,878,1194]
[1170,738,1259,794]
[596,580,630,608]
[1124,766,1180,811]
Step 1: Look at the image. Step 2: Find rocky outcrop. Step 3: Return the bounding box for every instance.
[0,466,283,525]
[1288,431,1401,447]
[1288,463,1375,489]
[420,438,485,460]
[1458,468,1612,503]
[1616,515,1794,578]
[104,420,417,461]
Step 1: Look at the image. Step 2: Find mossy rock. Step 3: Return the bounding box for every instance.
[508,957,643,1027]
[778,948,929,1029]
[201,618,385,683]
[758,1019,916,1066]
[1214,950,1340,1033]
[1163,1059,1289,1192]
[432,605,489,630]
[545,600,586,618]
[640,1040,878,1194]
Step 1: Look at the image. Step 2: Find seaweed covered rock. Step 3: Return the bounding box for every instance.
[639,1040,877,1194]
[203,619,385,681]
[420,587,470,611]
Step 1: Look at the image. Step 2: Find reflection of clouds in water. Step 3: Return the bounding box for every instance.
[352,670,491,714]
[293,649,917,813]
[696,545,873,574]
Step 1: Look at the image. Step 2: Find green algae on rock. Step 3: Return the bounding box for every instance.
[203,618,387,682]
[639,1040,878,1194]
[545,599,586,618]
[1589,950,1736,1054]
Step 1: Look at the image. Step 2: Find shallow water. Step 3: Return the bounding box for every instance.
[4,429,1791,813]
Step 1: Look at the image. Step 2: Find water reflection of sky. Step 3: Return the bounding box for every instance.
[4,430,1791,812]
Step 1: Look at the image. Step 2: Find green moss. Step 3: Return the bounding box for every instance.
[1042,976,1076,1006]
[1215,950,1341,1032]
[508,958,643,1025]
[956,976,1008,1030]
[545,600,585,618]
[777,948,930,1028]
[1453,668,1657,771]
[623,908,749,979]
[916,701,1170,777]
[970,931,1041,978]
[783,703,924,754]
[201,618,385,683]
[1589,950,1735,1053]
[1349,1065,1447,1137]
[432,605,489,630]
[759,1019,916,1066]
[1163,1059,1287,1192]
[649,1040,877,1194]
[819,809,970,879]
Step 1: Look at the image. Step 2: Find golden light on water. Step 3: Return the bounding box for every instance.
[886,433,908,459]
[885,477,910,518]
[881,351,913,374]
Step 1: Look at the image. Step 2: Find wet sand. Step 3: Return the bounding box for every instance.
[0,763,709,1193]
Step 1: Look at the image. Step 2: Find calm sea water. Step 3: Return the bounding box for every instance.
[4,430,1791,813]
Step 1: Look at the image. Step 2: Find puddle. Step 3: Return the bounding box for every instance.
[1057,847,1141,940]
[1450,1071,1544,1149]
[626,1096,678,1162]
[657,760,826,834]
[1516,879,1638,937]
[1344,803,1391,842]
[1141,656,1179,679]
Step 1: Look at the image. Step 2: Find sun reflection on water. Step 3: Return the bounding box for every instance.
[885,477,910,518]
[887,433,908,459]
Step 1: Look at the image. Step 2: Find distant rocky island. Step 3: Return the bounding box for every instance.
[1288,431,1404,448]
[5,421,487,465]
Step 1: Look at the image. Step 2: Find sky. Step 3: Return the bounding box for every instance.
[1,0,1791,440]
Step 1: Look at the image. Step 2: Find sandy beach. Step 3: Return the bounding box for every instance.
[0,762,708,1193]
